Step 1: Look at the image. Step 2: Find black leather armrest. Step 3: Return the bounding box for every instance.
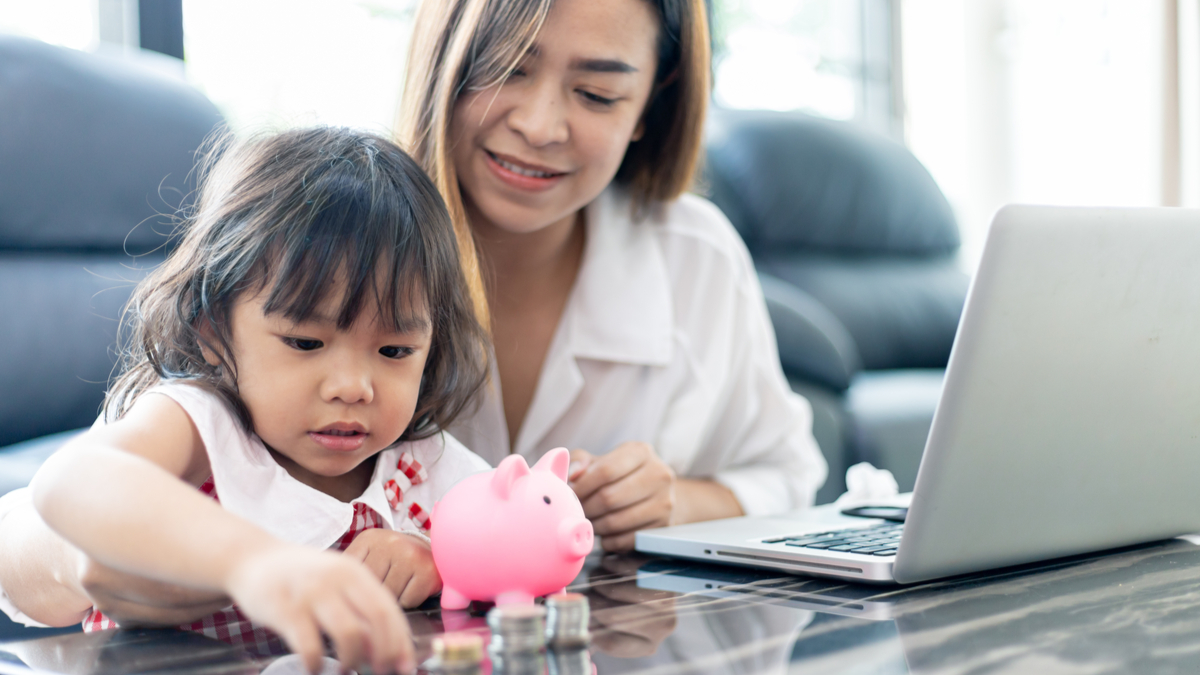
[759,272,861,392]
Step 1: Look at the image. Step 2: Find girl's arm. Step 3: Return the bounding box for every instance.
[0,492,91,626]
[30,393,414,674]
[0,490,232,628]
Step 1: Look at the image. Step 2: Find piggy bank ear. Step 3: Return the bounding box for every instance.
[492,455,531,499]
[532,447,570,482]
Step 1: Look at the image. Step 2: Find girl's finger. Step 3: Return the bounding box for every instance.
[359,550,392,585]
[275,612,325,675]
[397,572,439,609]
[311,595,371,672]
[343,580,414,674]
[382,564,413,599]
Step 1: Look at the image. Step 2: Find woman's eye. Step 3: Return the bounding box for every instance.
[379,346,414,359]
[284,338,323,351]
[579,90,617,107]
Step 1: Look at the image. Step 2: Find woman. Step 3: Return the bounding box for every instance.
[397,0,826,551]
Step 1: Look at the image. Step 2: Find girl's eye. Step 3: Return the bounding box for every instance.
[579,90,617,107]
[379,346,414,359]
[284,337,323,351]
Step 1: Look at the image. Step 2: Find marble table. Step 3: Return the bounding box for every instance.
[4,538,1200,675]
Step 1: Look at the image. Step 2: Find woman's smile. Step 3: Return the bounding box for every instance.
[484,149,569,191]
[449,0,659,236]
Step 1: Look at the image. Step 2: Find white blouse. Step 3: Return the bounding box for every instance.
[448,188,828,516]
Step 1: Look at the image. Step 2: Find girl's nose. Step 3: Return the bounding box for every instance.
[320,359,374,405]
[507,79,569,147]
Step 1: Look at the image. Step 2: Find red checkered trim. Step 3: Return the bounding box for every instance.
[81,607,115,632]
[408,502,432,532]
[398,451,427,484]
[82,477,386,657]
[199,476,218,500]
[182,606,286,657]
[383,478,403,509]
[383,450,429,521]
[332,501,387,551]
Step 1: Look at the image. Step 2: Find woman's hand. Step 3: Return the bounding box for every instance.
[569,442,676,552]
[225,545,415,675]
[343,529,442,608]
[569,443,747,552]
[78,555,232,627]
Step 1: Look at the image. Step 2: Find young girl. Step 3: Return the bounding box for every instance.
[27,127,490,674]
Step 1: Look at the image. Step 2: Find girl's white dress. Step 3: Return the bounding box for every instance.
[77,381,489,651]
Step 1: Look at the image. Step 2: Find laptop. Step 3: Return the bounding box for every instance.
[637,205,1200,584]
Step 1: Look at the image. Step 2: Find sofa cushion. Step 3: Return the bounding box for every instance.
[759,272,861,391]
[758,254,968,371]
[0,252,162,447]
[0,36,223,253]
[704,108,959,256]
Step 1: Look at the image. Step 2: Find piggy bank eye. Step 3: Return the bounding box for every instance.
[543,496,551,504]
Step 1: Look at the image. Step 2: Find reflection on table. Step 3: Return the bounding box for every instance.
[6,539,1200,675]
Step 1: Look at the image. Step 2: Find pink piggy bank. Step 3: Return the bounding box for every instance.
[431,447,594,609]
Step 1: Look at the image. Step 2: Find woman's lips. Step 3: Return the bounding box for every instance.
[308,429,367,452]
[485,150,568,191]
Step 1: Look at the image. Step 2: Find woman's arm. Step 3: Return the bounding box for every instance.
[28,394,414,674]
[567,200,828,550]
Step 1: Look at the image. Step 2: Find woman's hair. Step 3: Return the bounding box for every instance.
[397,0,711,324]
[106,126,489,442]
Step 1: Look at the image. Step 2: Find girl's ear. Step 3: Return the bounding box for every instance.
[195,317,223,367]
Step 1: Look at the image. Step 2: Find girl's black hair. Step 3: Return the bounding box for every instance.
[107,126,489,441]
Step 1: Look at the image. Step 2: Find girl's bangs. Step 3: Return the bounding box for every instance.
[257,174,431,333]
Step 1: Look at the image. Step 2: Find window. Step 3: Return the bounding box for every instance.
[711,0,902,138]
[182,0,416,133]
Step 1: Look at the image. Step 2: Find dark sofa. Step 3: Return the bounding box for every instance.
[704,108,969,502]
[0,35,223,493]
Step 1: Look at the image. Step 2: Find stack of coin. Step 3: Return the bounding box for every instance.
[544,593,590,649]
[486,604,548,653]
[431,632,485,674]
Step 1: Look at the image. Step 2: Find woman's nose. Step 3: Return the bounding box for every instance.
[320,357,374,405]
[507,79,569,147]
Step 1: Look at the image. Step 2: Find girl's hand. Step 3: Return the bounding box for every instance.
[225,545,415,675]
[568,442,676,552]
[343,529,442,608]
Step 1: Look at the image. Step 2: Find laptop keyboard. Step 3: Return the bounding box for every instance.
[763,522,903,557]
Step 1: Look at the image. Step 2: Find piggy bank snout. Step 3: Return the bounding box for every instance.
[558,518,594,559]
